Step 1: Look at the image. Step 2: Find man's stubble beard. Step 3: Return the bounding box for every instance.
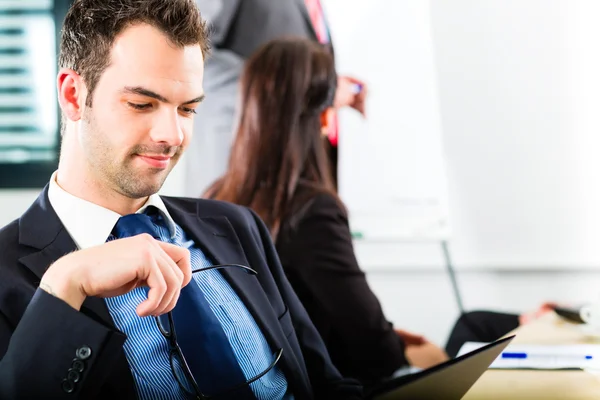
[81,109,180,199]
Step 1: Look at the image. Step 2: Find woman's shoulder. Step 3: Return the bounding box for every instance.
[293,188,345,219]
[307,190,341,209]
[279,188,346,237]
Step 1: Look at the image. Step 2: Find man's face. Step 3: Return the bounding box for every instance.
[79,24,204,198]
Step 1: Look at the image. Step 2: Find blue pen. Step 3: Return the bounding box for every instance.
[501,353,527,359]
[502,352,593,360]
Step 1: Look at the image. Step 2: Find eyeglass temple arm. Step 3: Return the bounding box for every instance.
[216,348,284,396]
[191,264,258,275]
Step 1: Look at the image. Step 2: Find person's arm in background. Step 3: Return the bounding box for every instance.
[334,75,368,117]
[444,304,560,358]
[519,302,558,325]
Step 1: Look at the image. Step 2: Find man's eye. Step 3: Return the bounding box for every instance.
[180,107,197,115]
[127,102,151,110]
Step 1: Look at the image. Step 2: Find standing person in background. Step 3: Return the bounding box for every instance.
[188,0,367,196]
[205,37,449,391]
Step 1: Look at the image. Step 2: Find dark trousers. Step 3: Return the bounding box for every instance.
[445,311,520,358]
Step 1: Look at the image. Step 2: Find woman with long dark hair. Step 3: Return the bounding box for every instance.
[205,37,452,388]
[206,37,338,238]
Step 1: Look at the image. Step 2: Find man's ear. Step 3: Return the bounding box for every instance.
[320,107,334,136]
[57,68,87,122]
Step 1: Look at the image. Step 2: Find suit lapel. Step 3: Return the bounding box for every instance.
[163,199,307,395]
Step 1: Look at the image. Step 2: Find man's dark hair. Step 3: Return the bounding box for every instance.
[59,0,210,107]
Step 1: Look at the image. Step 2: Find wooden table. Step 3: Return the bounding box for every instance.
[463,312,600,399]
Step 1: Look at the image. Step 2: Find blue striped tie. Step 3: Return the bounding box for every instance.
[112,209,256,399]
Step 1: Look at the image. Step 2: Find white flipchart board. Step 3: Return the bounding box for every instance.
[324,0,451,241]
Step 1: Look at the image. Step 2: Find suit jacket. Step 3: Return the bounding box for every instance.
[187,0,331,197]
[200,0,321,58]
[0,187,363,400]
[275,192,409,388]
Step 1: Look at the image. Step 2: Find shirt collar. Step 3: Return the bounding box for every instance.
[47,171,177,249]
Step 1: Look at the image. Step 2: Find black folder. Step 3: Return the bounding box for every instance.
[367,335,515,400]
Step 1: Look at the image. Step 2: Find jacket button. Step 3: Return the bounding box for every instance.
[76,345,92,360]
[71,359,85,372]
[67,369,81,383]
[61,379,75,393]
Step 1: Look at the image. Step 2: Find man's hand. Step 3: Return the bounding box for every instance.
[519,302,559,325]
[334,75,367,116]
[40,234,192,317]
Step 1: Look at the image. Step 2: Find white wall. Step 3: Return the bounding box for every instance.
[0,189,40,227]
[332,0,600,272]
[430,0,600,270]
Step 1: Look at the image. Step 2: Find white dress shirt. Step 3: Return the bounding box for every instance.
[47,171,176,249]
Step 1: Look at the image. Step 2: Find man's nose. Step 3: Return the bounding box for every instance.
[150,109,184,147]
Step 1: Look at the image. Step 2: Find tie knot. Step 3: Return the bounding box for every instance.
[112,208,161,240]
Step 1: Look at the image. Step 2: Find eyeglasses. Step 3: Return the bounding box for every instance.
[155,264,283,400]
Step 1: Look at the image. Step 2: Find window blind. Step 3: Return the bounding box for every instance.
[0,0,58,164]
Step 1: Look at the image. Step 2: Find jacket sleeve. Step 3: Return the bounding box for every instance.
[245,207,364,400]
[0,289,126,399]
[279,195,409,386]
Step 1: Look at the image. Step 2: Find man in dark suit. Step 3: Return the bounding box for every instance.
[0,1,362,399]
[187,0,367,196]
